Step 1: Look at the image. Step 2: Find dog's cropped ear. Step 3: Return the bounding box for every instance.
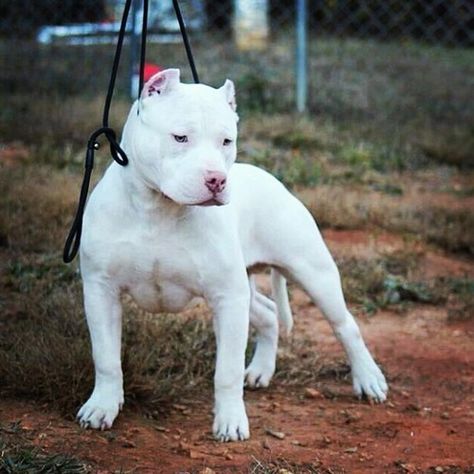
[220,79,237,112]
[141,68,180,100]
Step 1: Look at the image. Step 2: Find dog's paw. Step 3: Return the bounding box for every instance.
[352,357,388,403]
[77,388,124,430]
[213,400,250,442]
[245,359,275,388]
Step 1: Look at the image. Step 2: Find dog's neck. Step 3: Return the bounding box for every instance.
[118,160,187,219]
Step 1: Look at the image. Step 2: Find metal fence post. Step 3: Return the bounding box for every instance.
[295,0,307,113]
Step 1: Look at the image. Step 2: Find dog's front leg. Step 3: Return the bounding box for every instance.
[209,286,250,442]
[77,278,124,430]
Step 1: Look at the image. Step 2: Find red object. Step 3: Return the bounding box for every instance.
[143,63,162,81]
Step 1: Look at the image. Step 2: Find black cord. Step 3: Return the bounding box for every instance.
[63,127,119,263]
[63,0,199,263]
[102,0,132,128]
[172,0,200,84]
[63,0,132,263]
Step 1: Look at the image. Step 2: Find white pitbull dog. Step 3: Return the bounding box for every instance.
[77,68,388,441]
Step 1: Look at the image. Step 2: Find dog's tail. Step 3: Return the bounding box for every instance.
[271,269,293,335]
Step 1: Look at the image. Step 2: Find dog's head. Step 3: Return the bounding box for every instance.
[127,68,238,207]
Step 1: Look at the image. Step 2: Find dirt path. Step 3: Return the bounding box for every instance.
[1,308,473,473]
[1,230,473,473]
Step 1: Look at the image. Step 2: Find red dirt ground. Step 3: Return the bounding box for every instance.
[1,230,473,473]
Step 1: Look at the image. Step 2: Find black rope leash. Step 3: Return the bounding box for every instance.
[63,0,199,263]
[172,0,200,84]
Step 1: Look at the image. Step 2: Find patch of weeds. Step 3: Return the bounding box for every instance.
[447,277,474,296]
[0,93,129,148]
[417,127,474,169]
[0,165,80,253]
[250,456,341,474]
[382,275,433,305]
[0,421,23,435]
[335,142,407,172]
[338,258,387,311]
[382,250,420,276]
[301,187,474,254]
[418,207,474,254]
[244,148,276,172]
[0,442,90,474]
[339,252,473,317]
[338,252,436,314]
[279,155,321,188]
[369,182,403,196]
[236,71,278,113]
[339,253,472,317]
[437,277,474,321]
[5,255,78,294]
[272,131,323,151]
[0,280,217,413]
[29,142,81,170]
[274,337,349,386]
[241,148,321,188]
[338,142,374,169]
[121,311,216,407]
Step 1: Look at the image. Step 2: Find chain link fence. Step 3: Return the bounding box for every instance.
[2,1,473,44]
[1,0,473,167]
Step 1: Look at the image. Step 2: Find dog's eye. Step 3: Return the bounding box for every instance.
[223,139,233,146]
[173,135,188,143]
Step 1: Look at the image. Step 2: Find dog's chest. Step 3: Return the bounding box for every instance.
[128,277,192,313]
[109,230,200,313]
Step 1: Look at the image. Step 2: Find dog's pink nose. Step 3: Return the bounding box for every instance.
[205,171,227,194]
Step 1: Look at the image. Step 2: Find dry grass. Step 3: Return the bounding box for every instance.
[1,94,130,149]
[336,251,473,316]
[249,457,329,474]
[443,277,474,321]
[2,37,473,172]
[0,260,216,413]
[0,162,339,413]
[336,252,441,314]
[1,175,468,418]
[0,443,89,474]
[0,422,90,473]
[0,162,335,415]
[0,251,347,414]
[298,186,474,254]
[1,86,472,417]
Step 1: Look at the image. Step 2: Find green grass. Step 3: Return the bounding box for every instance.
[337,251,473,316]
[337,252,437,315]
[0,445,89,474]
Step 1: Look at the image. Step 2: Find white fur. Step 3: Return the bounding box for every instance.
[77,69,388,441]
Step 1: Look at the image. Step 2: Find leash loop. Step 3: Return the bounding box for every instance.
[63,0,199,263]
[63,127,128,263]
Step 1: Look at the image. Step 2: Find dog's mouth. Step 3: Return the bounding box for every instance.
[194,198,224,207]
[161,192,224,207]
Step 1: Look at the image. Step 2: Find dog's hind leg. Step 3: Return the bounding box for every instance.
[290,253,388,401]
[269,198,388,402]
[245,275,279,388]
